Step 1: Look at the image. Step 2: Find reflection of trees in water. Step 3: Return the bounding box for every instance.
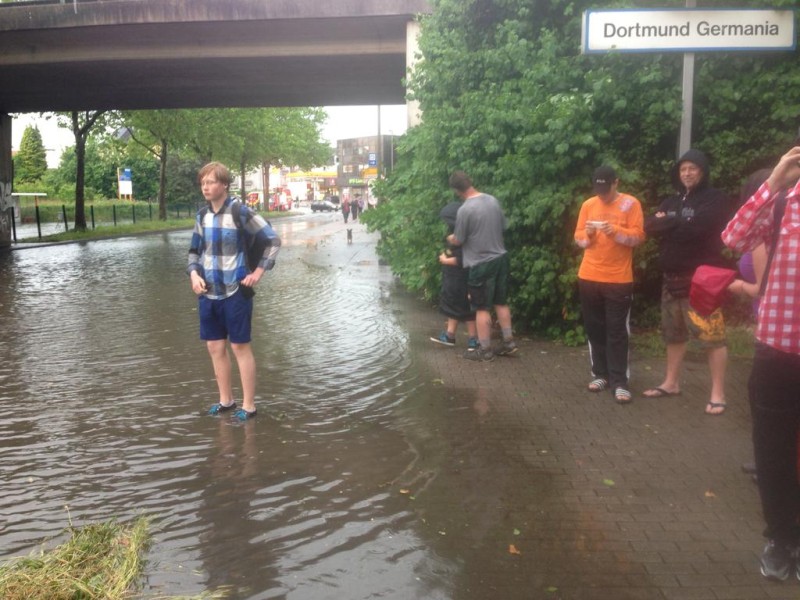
[198,419,277,598]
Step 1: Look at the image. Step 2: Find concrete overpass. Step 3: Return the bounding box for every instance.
[0,0,431,246]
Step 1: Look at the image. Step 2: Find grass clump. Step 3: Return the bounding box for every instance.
[0,516,150,600]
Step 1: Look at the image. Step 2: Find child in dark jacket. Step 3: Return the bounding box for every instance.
[430,201,478,349]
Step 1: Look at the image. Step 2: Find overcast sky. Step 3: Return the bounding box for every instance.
[11,104,409,168]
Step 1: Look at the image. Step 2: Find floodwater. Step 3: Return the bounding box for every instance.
[0,213,456,599]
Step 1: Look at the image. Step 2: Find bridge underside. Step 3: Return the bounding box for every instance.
[0,10,421,113]
[0,0,429,247]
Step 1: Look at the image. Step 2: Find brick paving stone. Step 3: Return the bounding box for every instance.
[395,289,791,599]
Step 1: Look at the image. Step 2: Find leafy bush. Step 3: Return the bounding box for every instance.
[366,0,799,341]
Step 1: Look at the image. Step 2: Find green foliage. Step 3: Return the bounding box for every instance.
[166,154,206,206]
[120,107,330,211]
[13,125,48,184]
[371,0,800,339]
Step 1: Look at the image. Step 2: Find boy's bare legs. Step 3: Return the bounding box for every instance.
[207,339,234,406]
[230,342,257,413]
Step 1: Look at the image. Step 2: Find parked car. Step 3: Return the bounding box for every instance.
[310,199,338,212]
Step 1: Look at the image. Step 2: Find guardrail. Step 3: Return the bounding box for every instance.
[7,200,202,242]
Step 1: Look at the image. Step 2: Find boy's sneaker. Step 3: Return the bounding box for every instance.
[760,539,793,581]
[467,337,480,350]
[463,347,495,362]
[232,408,257,421]
[208,401,236,416]
[430,331,456,347]
[495,340,518,356]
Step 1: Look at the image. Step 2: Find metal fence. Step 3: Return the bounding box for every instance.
[9,202,201,242]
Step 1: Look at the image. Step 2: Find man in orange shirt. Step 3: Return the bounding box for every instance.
[574,166,645,403]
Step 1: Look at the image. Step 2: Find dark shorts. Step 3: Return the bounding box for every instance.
[661,283,726,348]
[467,253,510,311]
[199,288,253,344]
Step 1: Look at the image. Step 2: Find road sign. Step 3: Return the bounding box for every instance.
[582,9,796,54]
[368,153,377,166]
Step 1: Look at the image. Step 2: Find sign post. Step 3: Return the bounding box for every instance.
[679,0,696,157]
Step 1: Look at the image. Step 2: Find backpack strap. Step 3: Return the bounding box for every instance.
[231,199,245,232]
[759,189,788,296]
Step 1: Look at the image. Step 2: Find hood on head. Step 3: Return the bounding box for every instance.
[671,148,710,192]
[439,201,461,231]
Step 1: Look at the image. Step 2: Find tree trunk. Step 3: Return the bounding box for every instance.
[262,161,270,201]
[73,129,87,231]
[158,139,168,220]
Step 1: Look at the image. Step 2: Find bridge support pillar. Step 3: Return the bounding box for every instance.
[406,20,422,128]
[0,113,11,249]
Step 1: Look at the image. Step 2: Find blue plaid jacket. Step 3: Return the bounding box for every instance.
[187,197,281,299]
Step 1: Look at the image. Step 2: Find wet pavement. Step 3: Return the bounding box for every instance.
[0,212,790,599]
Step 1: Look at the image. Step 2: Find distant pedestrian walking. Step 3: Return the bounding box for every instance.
[342,198,350,223]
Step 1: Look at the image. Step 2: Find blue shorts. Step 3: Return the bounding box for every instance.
[198,289,253,344]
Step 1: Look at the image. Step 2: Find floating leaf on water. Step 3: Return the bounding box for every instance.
[546,586,558,593]
[509,544,521,555]
[704,489,716,498]
[432,378,445,385]
[513,528,521,536]
[603,479,615,487]
[399,489,411,495]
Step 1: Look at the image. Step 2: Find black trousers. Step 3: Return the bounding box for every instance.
[578,279,633,389]
[750,343,800,545]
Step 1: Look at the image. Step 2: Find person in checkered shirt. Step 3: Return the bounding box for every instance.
[722,145,800,581]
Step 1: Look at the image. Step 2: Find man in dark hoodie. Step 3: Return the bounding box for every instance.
[642,149,732,415]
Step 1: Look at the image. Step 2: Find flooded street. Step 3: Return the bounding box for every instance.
[0,213,453,599]
[0,210,769,600]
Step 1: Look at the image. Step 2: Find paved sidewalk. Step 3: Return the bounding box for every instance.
[400,297,794,600]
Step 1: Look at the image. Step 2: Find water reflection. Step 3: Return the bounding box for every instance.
[0,217,452,599]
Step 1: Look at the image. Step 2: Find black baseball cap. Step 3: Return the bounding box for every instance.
[592,165,617,193]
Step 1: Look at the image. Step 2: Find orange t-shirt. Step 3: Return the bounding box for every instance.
[574,193,645,283]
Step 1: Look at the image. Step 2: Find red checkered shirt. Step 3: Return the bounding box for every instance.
[722,179,800,354]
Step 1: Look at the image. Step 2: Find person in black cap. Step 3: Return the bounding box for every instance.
[574,165,645,403]
[643,149,733,415]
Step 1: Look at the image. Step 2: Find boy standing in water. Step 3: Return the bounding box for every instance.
[188,162,281,421]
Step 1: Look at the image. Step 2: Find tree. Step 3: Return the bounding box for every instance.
[121,107,330,211]
[122,110,194,219]
[365,0,800,340]
[63,111,109,231]
[178,107,330,199]
[14,125,48,184]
